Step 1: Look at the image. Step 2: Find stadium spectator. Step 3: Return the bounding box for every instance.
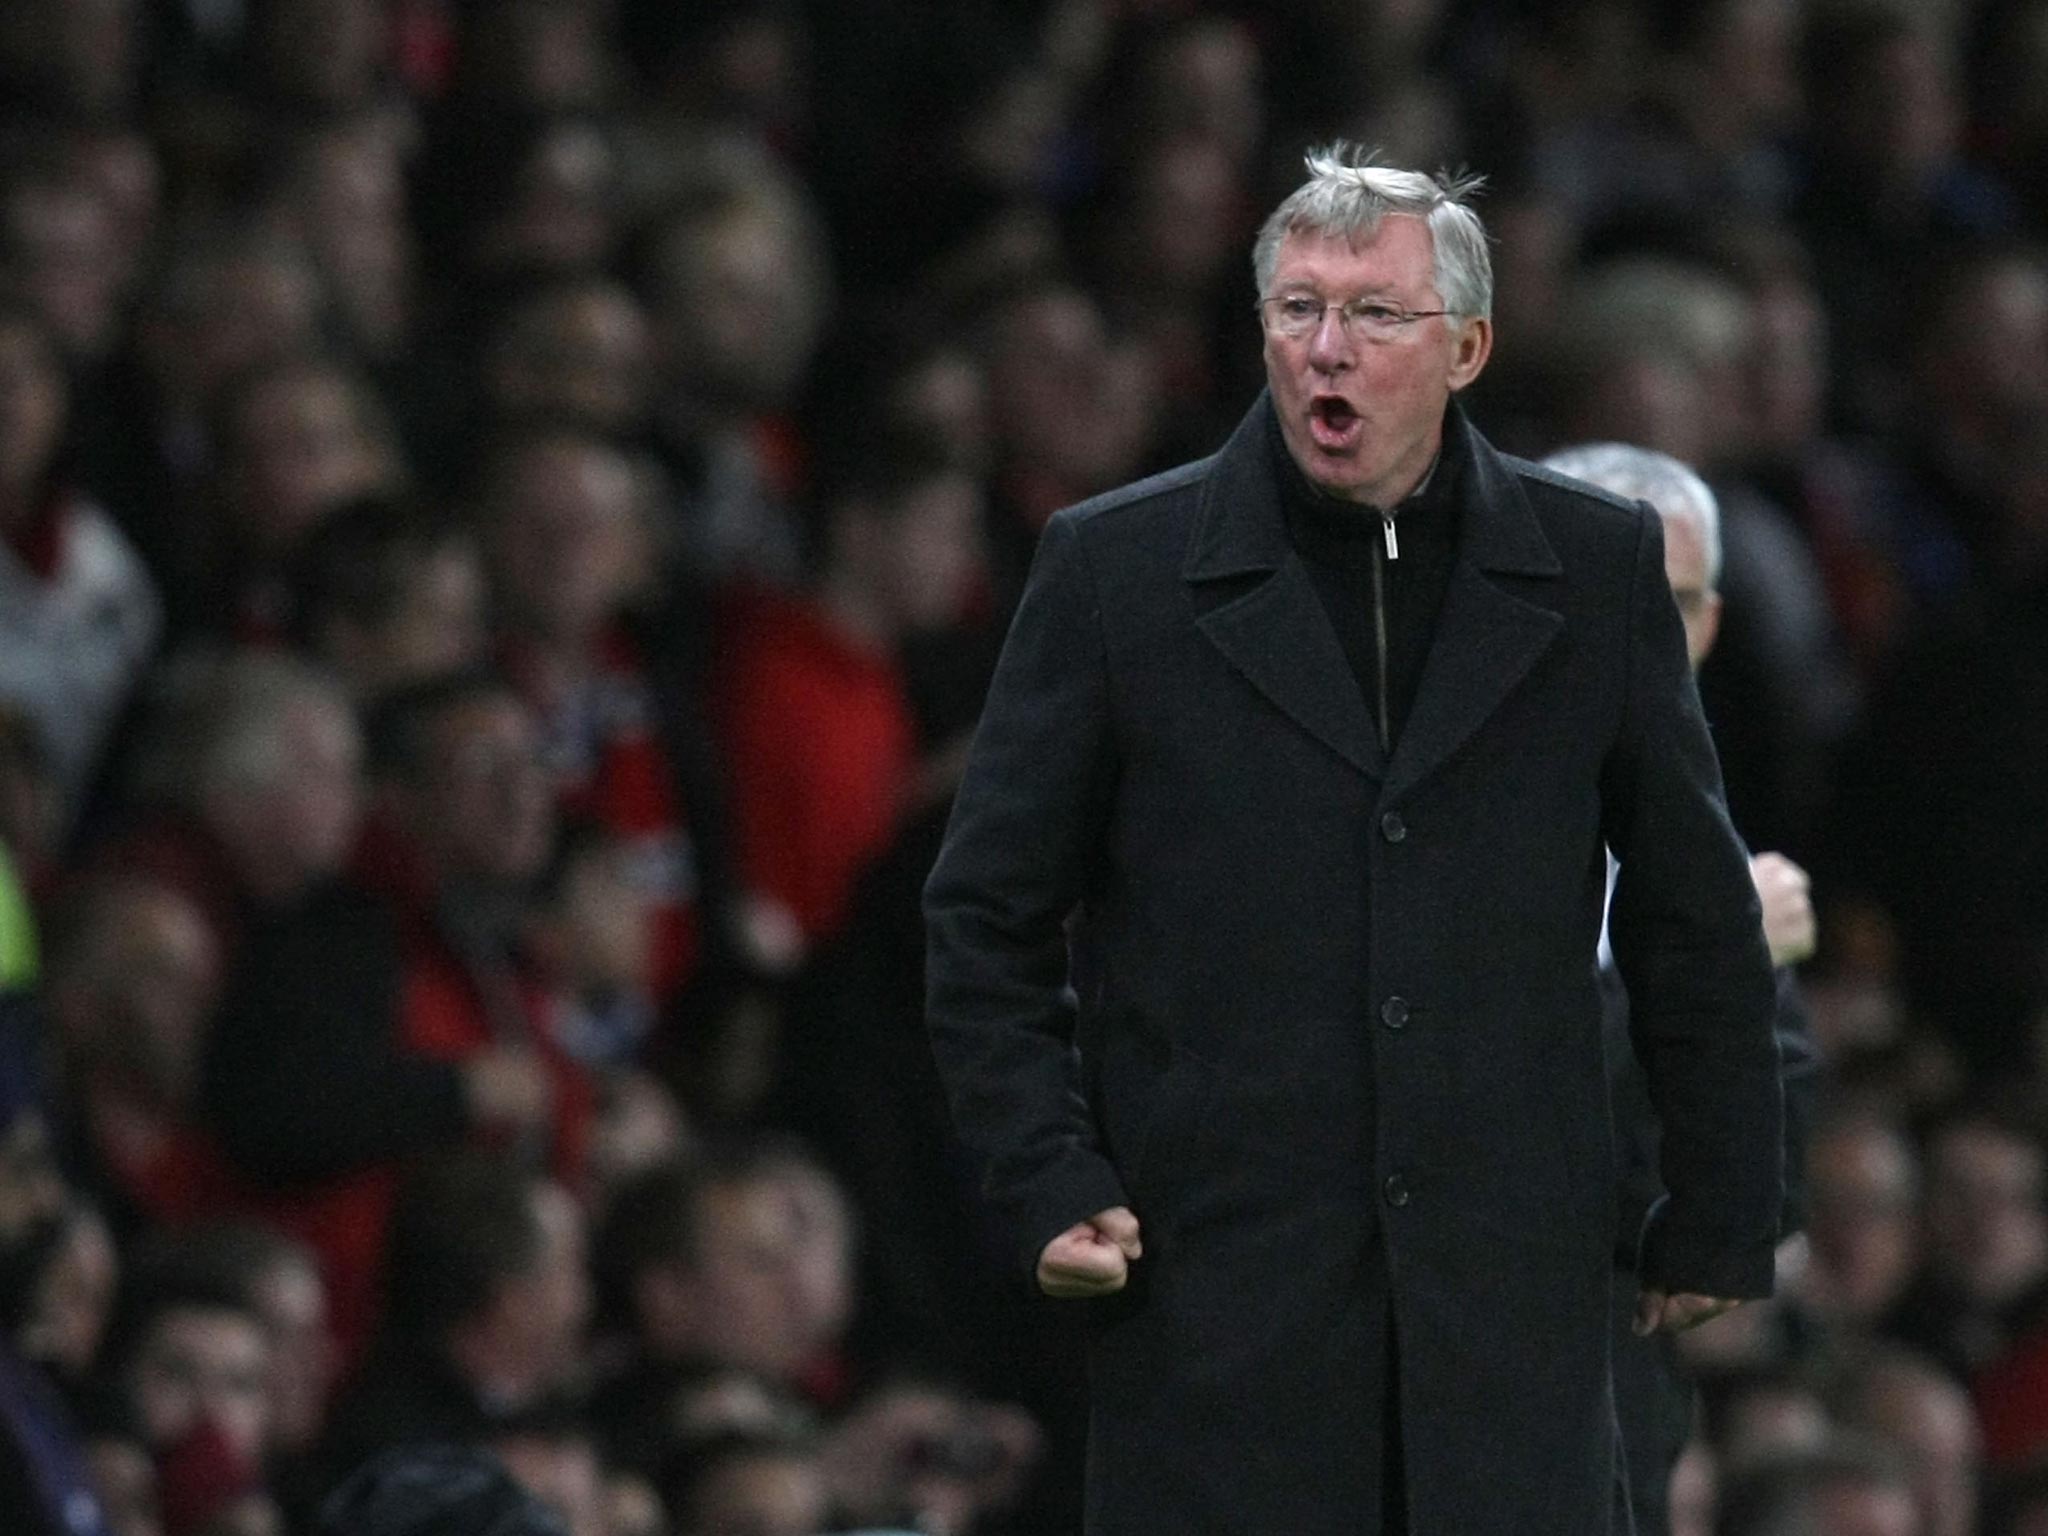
[202,351,406,641]
[634,151,831,589]
[43,876,230,1233]
[714,437,982,955]
[200,669,591,1358]
[1801,1110,1923,1331]
[321,1153,589,1488]
[1715,1437,1924,1536]
[0,302,161,825]
[109,650,361,959]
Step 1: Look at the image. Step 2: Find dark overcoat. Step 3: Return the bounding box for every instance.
[924,397,1782,1536]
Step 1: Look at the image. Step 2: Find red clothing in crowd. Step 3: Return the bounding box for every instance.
[714,589,915,943]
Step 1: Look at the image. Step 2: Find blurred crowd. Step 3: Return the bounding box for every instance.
[0,0,2045,1533]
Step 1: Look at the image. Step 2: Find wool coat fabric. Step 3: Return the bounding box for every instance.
[924,396,1782,1536]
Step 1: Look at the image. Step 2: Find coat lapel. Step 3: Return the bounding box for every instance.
[1185,398,1383,779]
[1384,417,1564,802]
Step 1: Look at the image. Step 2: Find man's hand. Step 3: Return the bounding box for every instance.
[1037,1206,1142,1298]
[1633,1289,1742,1336]
[1749,851,1816,967]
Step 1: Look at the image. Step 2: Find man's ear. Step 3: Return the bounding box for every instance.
[1448,316,1493,392]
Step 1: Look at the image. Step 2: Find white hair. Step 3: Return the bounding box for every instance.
[1252,143,1493,319]
[1540,442,1722,589]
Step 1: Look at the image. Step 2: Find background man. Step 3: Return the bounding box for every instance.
[1541,440,1821,1536]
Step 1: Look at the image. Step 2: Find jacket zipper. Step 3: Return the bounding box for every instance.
[1372,510,1396,754]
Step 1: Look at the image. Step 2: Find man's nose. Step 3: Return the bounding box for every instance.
[1306,308,1354,370]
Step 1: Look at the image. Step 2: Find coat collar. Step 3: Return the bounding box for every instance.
[1188,392,1564,793]
[1183,392,1561,583]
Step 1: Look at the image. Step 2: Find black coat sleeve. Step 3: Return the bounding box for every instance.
[1600,510,1783,1300]
[1609,967,1818,1267]
[202,886,468,1185]
[923,511,1129,1281]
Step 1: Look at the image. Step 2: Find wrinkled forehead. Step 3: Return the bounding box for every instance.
[1270,214,1438,288]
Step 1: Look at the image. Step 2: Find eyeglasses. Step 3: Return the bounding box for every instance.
[1257,295,1454,341]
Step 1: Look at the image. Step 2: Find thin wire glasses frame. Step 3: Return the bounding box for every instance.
[1256,294,1455,341]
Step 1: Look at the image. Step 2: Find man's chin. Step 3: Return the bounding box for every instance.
[1305,465,1374,504]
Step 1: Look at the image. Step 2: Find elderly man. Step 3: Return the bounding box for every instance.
[1543,442,1821,1536]
[924,146,1781,1535]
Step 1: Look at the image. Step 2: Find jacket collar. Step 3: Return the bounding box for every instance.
[1183,392,1561,583]
[1186,391,1564,792]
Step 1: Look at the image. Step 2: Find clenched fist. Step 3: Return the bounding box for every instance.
[1037,1206,1143,1298]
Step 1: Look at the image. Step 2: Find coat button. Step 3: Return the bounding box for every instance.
[1380,810,1407,843]
[1380,996,1409,1030]
[1384,1173,1411,1208]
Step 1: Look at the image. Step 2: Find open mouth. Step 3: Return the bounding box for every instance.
[1309,394,1363,451]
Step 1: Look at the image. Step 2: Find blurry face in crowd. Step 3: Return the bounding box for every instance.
[0,0,138,117]
[1139,19,1263,161]
[553,838,654,996]
[1659,510,1723,670]
[291,129,412,358]
[130,1305,273,1462]
[227,365,398,558]
[0,314,67,500]
[274,694,366,885]
[1812,1480,1920,1536]
[887,350,988,474]
[654,206,825,415]
[468,0,611,112]
[843,473,986,637]
[985,288,1158,497]
[327,541,489,703]
[1854,1367,1979,1536]
[1128,137,1244,299]
[507,1182,591,1385]
[1923,1122,2048,1307]
[486,438,650,646]
[1261,219,1491,507]
[0,1108,64,1244]
[412,691,556,884]
[481,122,617,277]
[153,246,323,411]
[75,131,159,260]
[1717,1383,1831,1467]
[1806,1120,1920,1323]
[3,179,125,361]
[250,1254,334,1454]
[254,0,387,111]
[1746,275,1828,455]
[680,1168,852,1382]
[0,1111,66,1339]
[1568,352,1711,469]
[62,882,222,1108]
[489,284,655,434]
[211,693,364,903]
[84,1435,159,1536]
[1830,29,1959,193]
[22,1204,116,1378]
[682,1449,828,1536]
[824,1383,1037,1536]
[1920,257,2048,429]
[496,1431,607,1536]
